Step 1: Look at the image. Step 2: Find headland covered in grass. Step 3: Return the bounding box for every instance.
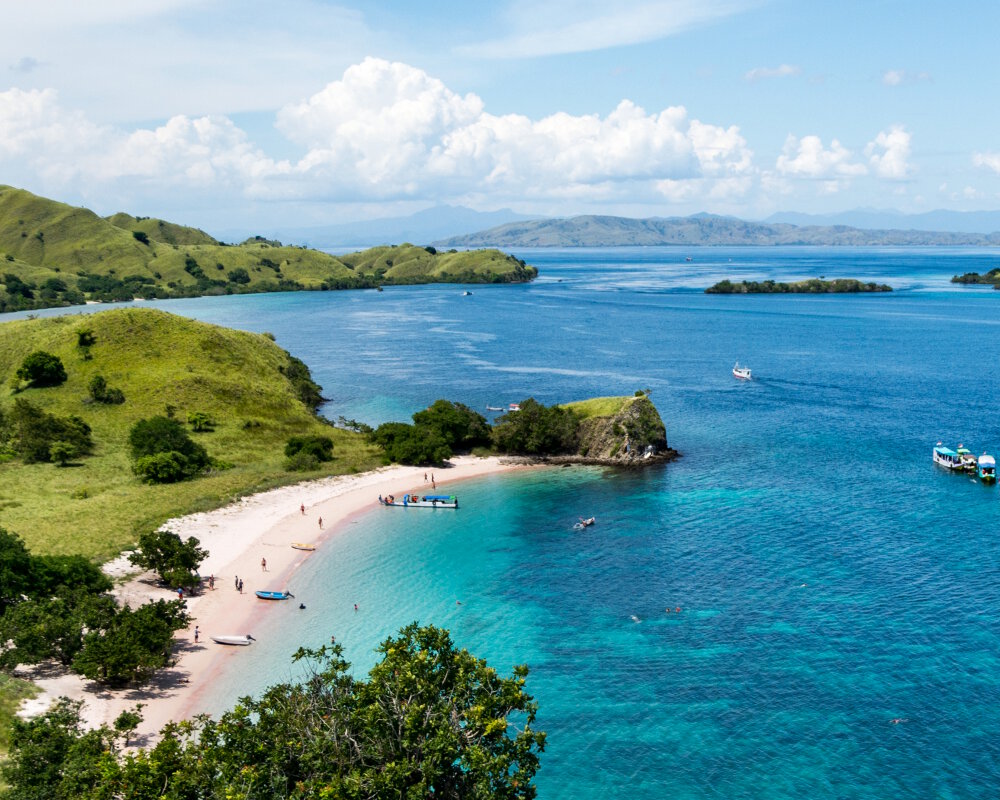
[0,185,537,313]
[0,307,384,559]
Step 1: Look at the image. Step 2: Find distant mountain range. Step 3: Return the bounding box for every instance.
[219,205,539,249]
[764,208,1000,234]
[433,214,1000,248]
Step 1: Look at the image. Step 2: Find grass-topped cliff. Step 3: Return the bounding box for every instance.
[0,307,381,560]
[0,186,537,312]
[560,394,670,462]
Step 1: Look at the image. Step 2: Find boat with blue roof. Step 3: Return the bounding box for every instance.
[933,443,964,471]
[379,493,458,508]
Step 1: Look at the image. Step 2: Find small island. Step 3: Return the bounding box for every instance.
[705,278,893,294]
[951,268,1000,287]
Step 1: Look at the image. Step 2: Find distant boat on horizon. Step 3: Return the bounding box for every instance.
[733,362,752,380]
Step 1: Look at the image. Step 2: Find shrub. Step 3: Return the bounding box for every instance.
[88,375,125,405]
[284,451,321,472]
[284,435,334,462]
[132,231,150,245]
[129,417,209,482]
[16,351,67,387]
[133,451,192,484]
[5,398,93,463]
[187,412,216,432]
[227,267,251,284]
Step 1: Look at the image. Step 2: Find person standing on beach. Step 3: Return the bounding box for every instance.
[194,626,200,643]
[235,575,239,590]
[261,557,267,572]
[238,579,244,594]
[208,575,215,590]
[318,516,323,529]
[424,472,428,482]
[300,503,305,515]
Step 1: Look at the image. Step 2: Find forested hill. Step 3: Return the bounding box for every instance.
[434,214,1000,248]
[0,186,536,312]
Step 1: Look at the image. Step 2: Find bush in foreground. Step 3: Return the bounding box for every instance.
[1,624,546,799]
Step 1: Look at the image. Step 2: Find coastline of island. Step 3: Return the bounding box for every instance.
[16,455,542,745]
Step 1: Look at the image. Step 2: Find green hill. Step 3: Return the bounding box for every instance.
[0,186,537,312]
[0,307,381,560]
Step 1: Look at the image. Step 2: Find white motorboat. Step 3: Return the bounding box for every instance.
[211,634,255,646]
[733,363,752,380]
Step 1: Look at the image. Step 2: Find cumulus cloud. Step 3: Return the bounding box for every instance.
[973,152,1000,175]
[0,58,756,210]
[744,64,801,82]
[866,125,911,179]
[775,134,866,179]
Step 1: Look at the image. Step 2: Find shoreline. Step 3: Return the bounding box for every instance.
[17,455,538,746]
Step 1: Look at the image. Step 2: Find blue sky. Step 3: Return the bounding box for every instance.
[3,0,999,233]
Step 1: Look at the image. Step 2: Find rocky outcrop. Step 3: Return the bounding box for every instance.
[573,395,674,465]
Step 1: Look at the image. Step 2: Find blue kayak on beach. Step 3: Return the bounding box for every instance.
[255,590,294,600]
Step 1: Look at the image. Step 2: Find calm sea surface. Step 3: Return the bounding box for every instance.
[11,246,1000,797]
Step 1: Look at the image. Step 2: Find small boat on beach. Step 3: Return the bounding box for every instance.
[379,493,458,508]
[933,443,965,471]
[573,517,596,530]
[291,542,316,551]
[733,363,752,380]
[978,453,996,483]
[211,634,255,646]
[255,590,294,601]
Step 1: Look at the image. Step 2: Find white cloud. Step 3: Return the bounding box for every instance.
[744,64,801,82]
[865,125,911,179]
[775,134,866,180]
[882,69,931,86]
[457,0,751,59]
[973,152,1000,175]
[0,59,757,210]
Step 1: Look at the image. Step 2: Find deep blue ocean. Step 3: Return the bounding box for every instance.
[11,246,1000,797]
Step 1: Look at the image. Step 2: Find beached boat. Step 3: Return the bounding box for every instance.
[291,542,316,551]
[379,493,458,508]
[933,443,965,470]
[255,590,294,600]
[733,363,752,380]
[211,634,255,646]
[978,453,996,483]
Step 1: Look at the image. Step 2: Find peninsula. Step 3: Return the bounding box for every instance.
[0,186,536,313]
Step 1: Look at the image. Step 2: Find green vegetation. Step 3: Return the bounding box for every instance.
[129,416,211,483]
[283,434,335,471]
[0,528,186,689]
[15,351,66,388]
[371,400,489,465]
[705,278,893,294]
[127,530,207,589]
[559,395,632,419]
[951,268,1000,287]
[491,398,581,456]
[0,186,536,312]
[0,307,382,561]
[1,624,546,800]
[0,675,37,758]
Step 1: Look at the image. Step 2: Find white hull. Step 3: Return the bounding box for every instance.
[211,635,254,646]
[380,493,458,508]
[733,363,752,380]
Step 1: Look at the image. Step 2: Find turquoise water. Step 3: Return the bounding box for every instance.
[9,246,1000,796]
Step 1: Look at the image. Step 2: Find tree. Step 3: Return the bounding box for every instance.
[491,398,581,456]
[49,440,74,466]
[16,350,67,387]
[132,230,150,244]
[5,398,93,463]
[412,399,491,449]
[0,528,34,614]
[187,411,216,432]
[372,421,452,465]
[127,529,207,587]
[3,624,546,798]
[0,591,117,669]
[72,599,189,687]
[227,267,251,284]
[128,416,209,482]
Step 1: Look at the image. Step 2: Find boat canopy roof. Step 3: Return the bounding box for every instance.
[421,494,457,501]
[979,455,996,466]
[934,446,958,456]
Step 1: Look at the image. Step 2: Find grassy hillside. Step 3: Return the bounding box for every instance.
[0,186,536,312]
[559,395,633,419]
[0,307,382,560]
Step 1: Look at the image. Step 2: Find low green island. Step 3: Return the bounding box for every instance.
[0,185,537,313]
[951,268,1000,287]
[706,278,893,294]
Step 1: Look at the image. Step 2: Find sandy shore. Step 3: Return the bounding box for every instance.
[17,455,533,746]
